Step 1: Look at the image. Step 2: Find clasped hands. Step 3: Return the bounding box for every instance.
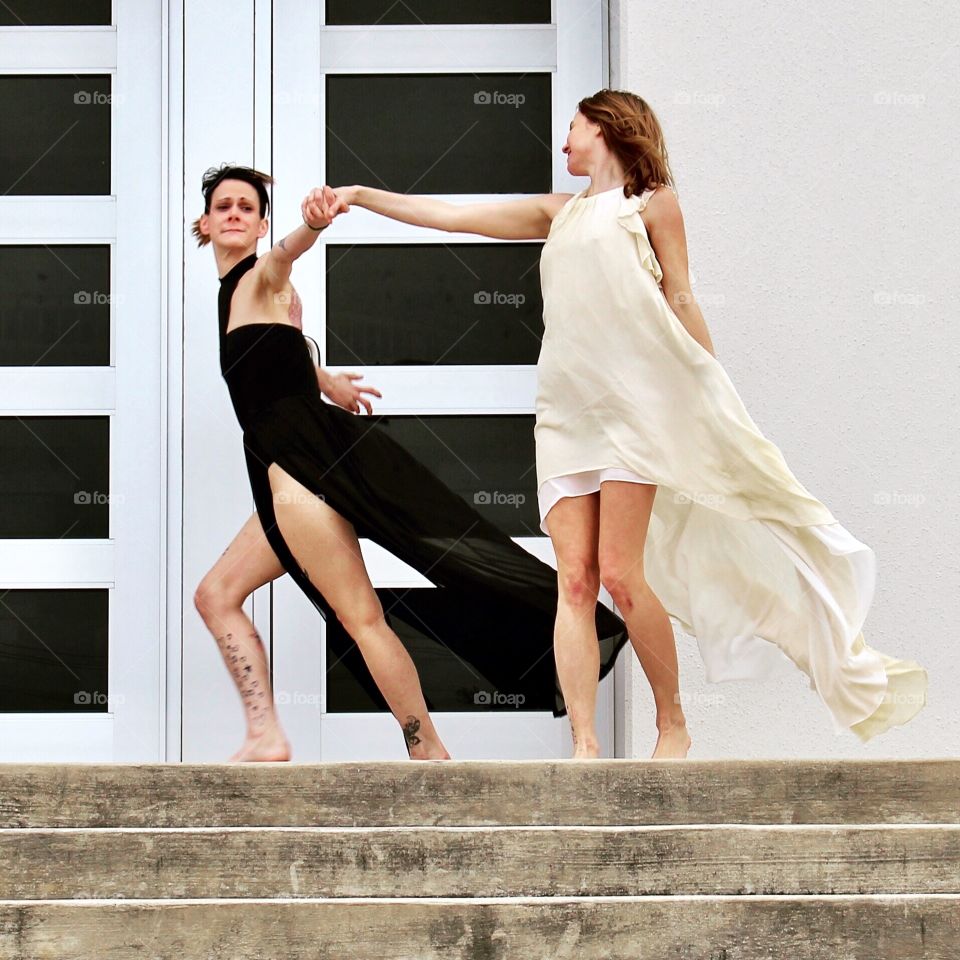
[301,185,354,230]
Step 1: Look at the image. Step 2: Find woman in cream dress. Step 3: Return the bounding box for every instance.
[332,88,927,759]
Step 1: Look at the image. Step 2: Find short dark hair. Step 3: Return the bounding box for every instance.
[191,163,275,247]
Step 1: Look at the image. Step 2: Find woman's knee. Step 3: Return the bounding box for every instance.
[194,570,245,622]
[557,558,601,607]
[335,594,387,644]
[598,553,648,611]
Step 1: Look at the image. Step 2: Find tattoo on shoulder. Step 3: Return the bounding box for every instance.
[278,238,288,252]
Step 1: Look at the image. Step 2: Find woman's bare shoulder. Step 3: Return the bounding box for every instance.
[541,192,576,219]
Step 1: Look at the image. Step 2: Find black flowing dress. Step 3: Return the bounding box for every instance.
[218,253,629,717]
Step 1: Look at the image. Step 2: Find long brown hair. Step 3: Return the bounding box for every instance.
[190,163,275,247]
[577,89,675,199]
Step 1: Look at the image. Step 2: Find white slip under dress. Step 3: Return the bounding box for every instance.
[533,184,927,742]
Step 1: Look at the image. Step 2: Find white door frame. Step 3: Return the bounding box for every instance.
[268,0,619,760]
[0,1,165,760]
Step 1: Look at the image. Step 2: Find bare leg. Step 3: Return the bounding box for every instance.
[545,492,603,759]
[598,481,691,759]
[267,463,450,761]
[194,512,292,761]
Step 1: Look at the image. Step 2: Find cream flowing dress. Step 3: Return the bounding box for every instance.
[535,184,927,741]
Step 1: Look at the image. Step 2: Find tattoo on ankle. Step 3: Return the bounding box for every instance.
[402,715,422,750]
[215,630,272,728]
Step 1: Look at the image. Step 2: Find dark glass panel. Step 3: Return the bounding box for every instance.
[0,75,111,195]
[0,417,110,538]
[326,242,543,365]
[0,589,109,712]
[0,245,110,366]
[0,1,111,25]
[324,0,550,25]
[326,73,551,194]
[372,414,539,536]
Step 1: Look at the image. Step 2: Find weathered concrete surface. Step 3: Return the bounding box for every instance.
[1,759,957,827]
[2,825,958,899]
[0,896,957,960]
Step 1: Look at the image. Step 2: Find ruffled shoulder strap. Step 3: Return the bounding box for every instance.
[616,185,697,287]
[616,189,665,284]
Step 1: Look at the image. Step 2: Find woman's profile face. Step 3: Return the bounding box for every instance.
[200,179,268,250]
[562,111,600,176]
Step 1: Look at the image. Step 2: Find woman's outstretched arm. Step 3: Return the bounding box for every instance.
[333,185,572,241]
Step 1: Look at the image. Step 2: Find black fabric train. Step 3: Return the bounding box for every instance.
[218,253,629,717]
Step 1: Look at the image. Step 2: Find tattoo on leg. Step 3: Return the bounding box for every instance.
[402,715,422,751]
[215,630,271,731]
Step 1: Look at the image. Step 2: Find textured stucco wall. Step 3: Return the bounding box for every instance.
[610,1,959,758]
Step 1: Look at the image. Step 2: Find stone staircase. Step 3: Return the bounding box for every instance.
[0,759,957,958]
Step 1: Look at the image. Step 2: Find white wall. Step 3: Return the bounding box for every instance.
[612,0,959,758]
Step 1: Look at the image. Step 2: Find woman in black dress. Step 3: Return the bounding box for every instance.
[192,164,629,761]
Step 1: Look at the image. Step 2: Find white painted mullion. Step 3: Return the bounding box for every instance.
[110,0,164,760]
[269,0,326,760]
[162,0,184,763]
[0,368,115,411]
[180,0,261,762]
[0,28,117,72]
[0,198,116,239]
[0,541,114,585]
[318,25,556,72]
[251,0,274,670]
[554,0,605,192]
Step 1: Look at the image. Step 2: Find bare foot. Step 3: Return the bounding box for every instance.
[228,721,292,762]
[572,733,602,759]
[651,722,691,759]
[402,714,451,760]
[408,744,452,761]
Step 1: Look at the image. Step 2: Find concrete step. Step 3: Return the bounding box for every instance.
[3,825,958,899]
[1,895,957,959]
[2,759,958,827]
